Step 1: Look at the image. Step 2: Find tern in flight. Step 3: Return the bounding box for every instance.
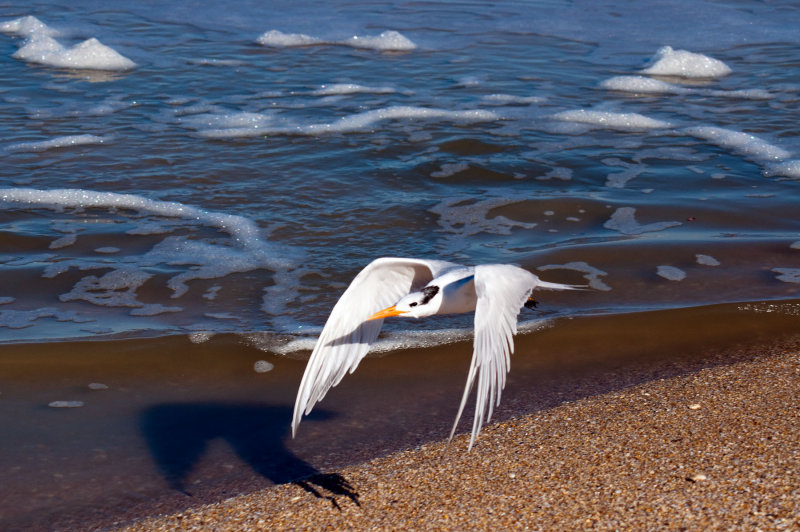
[292,257,579,449]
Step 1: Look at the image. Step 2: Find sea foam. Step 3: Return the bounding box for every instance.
[191,106,497,138]
[538,262,612,292]
[603,207,681,235]
[551,109,672,131]
[312,83,396,96]
[657,265,687,281]
[640,46,731,79]
[763,160,800,179]
[0,188,294,310]
[256,29,416,51]
[8,134,109,153]
[601,75,771,100]
[773,268,800,284]
[1,16,135,71]
[683,126,790,162]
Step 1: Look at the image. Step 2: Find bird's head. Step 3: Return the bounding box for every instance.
[367,285,441,320]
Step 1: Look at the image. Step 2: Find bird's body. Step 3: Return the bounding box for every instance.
[292,257,578,449]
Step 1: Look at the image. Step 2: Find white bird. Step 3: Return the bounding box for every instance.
[291,257,579,449]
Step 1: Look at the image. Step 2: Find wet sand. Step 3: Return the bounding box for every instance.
[119,338,800,531]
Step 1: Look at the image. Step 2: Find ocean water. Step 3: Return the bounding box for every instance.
[1,0,799,528]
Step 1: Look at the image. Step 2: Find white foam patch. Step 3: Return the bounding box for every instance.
[763,160,800,179]
[2,16,136,71]
[602,158,646,188]
[604,207,681,235]
[791,242,800,250]
[657,265,687,281]
[203,285,222,300]
[263,319,550,357]
[0,308,93,330]
[130,304,183,316]
[640,46,731,79]
[773,268,800,284]
[256,30,322,47]
[257,29,416,51]
[551,109,672,130]
[537,167,573,181]
[48,400,84,408]
[8,134,109,153]
[0,187,296,312]
[601,76,688,95]
[205,312,240,320]
[696,254,720,266]
[312,83,396,96]
[60,268,151,307]
[191,106,498,138]
[343,31,417,51]
[430,196,537,252]
[431,163,469,178]
[538,262,611,292]
[684,126,790,162]
[253,360,274,373]
[481,94,545,105]
[50,234,77,249]
[601,75,771,100]
[188,332,214,344]
[0,15,58,37]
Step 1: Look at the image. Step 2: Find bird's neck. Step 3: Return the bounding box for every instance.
[436,275,477,315]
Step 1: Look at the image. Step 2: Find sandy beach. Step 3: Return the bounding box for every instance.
[118,338,800,531]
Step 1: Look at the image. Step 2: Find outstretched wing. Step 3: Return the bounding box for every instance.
[292,256,456,436]
[450,265,572,449]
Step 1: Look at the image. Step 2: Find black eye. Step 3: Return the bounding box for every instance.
[410,302,418,307]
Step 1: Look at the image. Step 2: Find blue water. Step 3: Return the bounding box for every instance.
[0,1,799,528]
[1,0,799,347]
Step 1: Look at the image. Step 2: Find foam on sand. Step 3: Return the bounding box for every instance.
[551,109,672,131]
[657,265,687,281]
[696,254,720,266]
[258,319,551,357]
[640,46,731,79]
[772,268,800,284]
[8,134,109,153]
[538,262,612,292]
[683,126,790,162]
[256,29,416,52]
[603,207,682,235]
[1,16,136,71]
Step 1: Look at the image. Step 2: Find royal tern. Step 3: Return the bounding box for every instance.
[292,257,579,449]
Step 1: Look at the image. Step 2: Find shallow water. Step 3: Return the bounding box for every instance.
[0,0,799,528]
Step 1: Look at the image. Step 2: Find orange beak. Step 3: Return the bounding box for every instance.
[367,305,406,321]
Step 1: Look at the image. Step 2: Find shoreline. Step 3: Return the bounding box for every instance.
[118,338,800,531]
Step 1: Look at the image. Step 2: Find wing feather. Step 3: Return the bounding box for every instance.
[292,257,456,436]
[450,264,555,449]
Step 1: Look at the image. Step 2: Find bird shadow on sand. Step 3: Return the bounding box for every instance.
[140,403,359,509]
